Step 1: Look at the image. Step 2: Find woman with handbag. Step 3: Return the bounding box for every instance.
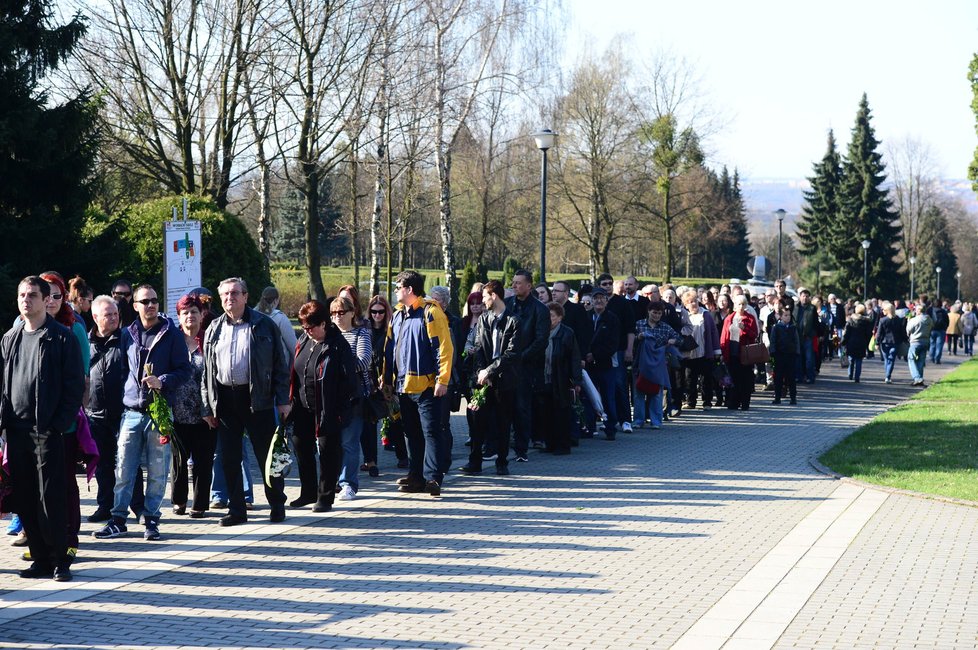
[720,295,759,411]
[289,301,357,511]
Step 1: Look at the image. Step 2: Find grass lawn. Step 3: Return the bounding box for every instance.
[819,359,978,501]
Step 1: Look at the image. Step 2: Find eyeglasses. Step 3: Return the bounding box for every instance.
[330,310,348,317]
[369,309,386,315]
[134,298,159,306]
[301,323,321,331]
[600,281,613,286]
[220,290,243,298]
[48,293,63,301]
[112,291,131,298]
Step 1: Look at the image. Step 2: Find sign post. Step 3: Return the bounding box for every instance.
[163,215,202,316]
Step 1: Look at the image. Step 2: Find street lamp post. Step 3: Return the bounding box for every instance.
[861,239,871,301]
[936,266,942,302]
[775,209,786,281]
[909,256,916,303]
[533,129,556,283]
[957,271,962,302]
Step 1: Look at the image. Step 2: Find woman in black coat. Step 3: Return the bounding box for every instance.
[289,300,357,512]
[532,302,583,454]
[842,303,875,383]
[874,302,906,383]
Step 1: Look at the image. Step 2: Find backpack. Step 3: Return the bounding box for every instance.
[933,308,949,331]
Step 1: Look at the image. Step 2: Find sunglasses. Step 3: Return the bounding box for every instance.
[301,323,321,331]
[134,298,159,306]
[48,293,63,301]
[113,291,132,298]
[369,309,386,315]
[330,310,348,317]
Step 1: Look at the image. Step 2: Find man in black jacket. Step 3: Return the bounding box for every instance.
[505,270,548,461]
[461,280,521,475]
[552,281,590,357]
[585,288,620,440]
[86,295,143,523]
[596,274,636,433]
[1,277,84,582]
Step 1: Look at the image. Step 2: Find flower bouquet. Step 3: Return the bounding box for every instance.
[145,364,174,445]
[468,385,488,410]
[265,423,293,486]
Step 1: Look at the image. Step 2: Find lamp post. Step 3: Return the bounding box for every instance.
[909,256,916,303]
[936,266,942,302]
[533,129,556,283]
[861,239,871,301]
[775,208,786,281]
[957,271,962,302]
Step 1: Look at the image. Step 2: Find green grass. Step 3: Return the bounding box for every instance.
[819,359,978,501]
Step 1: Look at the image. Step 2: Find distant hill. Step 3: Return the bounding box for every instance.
[740,177,978,231]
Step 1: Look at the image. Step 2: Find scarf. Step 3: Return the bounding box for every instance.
[544,325,561,384]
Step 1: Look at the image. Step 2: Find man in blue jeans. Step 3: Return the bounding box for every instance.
[906,303,934,386]
[927,300,949,364]
[793,289,818,383]
[94,285,190,542]
[385,270,454,496]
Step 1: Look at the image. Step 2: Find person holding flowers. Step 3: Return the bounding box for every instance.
[458,280,521,476]
[93,284,190,541]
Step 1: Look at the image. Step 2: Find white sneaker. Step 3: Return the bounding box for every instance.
[622,422,633,433]
[338,485,356,501]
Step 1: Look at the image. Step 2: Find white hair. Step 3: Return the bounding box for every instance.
[91,294,117,312]
[429,286,451,310]
[733,294,748,308]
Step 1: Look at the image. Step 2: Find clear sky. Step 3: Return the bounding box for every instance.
[566,0,978,180]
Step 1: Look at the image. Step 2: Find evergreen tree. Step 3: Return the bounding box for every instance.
[0,1,97,322]
[913,206,958,301]
[797,130,842,257]
[271,173,346,265]
[831,94,901,298]
[698,166,750,279]
[724,169,752,275]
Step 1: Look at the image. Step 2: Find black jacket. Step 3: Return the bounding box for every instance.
[289,329,358,435]
[470,310,522,391]
[842,315,874,359]
[606,294,636,350]
[535,324,583,406]
[0,315,85,435]
[505,294,549,367]
[561,300,592,363]
[769,322,800,356]
[875,316,906,348]
[87,327,125,423]
[587,309,620,370]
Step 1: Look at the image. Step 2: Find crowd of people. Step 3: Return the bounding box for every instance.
[1,267,973,584]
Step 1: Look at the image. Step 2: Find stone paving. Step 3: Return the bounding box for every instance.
[0,352,974,649]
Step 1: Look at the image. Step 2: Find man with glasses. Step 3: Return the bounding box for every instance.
[384,270,454,495]
[200,277,292,525]
[505,270,549,460]
[94,284,190,542]
[111,279,137,327]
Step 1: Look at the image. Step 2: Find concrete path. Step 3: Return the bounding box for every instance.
[0,352,973,649]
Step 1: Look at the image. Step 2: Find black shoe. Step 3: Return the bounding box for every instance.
[269,508,286,523]
[426,480,441,496]
[368,466,380,477]
[290,497,316,508]
[219,514,248,527]
[789,399,797,405]
[397,459,410,469]
[496,466,510,476]
[312,501,332,512]
[87,509,112,523]
[396,475,419,486]
[19,563,54,579]
[189,510,205,519]
[458,465,482,474]
[398,480,426,493]
[772,399,782,405]
[53,565,73,582]
[172,504,186,516]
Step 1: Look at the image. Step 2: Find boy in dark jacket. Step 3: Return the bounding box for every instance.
[769,309,800,405]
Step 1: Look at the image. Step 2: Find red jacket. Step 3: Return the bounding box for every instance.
[720,312,759,363]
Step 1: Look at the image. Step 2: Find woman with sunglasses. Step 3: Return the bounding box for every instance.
[337,284,365,326]
[289,300,357,511]
[361,296,394,476]
[330,296,373,500]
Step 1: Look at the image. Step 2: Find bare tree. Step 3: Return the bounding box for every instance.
[886,136,942,265]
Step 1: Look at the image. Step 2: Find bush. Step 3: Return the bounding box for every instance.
[501,256,521,287]
[118,195,271,303]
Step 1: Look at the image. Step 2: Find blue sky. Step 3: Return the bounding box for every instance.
[567,0,978,180]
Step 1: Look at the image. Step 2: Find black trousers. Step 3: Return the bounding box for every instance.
[216,385,285,518]
[535,391,572,453]
[170,420,217,512]
[469,387,514,469]
[726,358,754,410]
[682,357,713,407]
[773,353,797,401]
[7,427,67,569]
[291,404,319,502]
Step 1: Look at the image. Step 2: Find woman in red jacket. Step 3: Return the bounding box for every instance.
[720,295,759,411]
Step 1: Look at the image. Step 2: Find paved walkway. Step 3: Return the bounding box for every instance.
[0,353,974,649]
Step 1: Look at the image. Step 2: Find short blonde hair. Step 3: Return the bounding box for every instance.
[733,294,748,308]
[681,289,698,306]
[854,303,867,315]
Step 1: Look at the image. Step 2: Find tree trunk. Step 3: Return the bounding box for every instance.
[370,105,387,299]
[435,142,459,311]
[350,139,360,286]
[255,161,271,273]
[304,162,325,301]
[662,184,673,283]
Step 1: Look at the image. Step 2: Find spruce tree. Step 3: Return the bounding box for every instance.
[797,130,842,257]
[913,206,958,300]
[0,1,97,321]
[724,169,752,276]
[831,94,901,298]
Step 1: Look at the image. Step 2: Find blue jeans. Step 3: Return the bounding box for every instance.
[632,372,649,425]
[847,357,863,381]
[881,344,897,380]
[590,368,618,436]
[211,436,253,503]
[399,389,450,484]
[795,336,817,382]
[338,413,364,492]
[112,409,170,523]
[966,334,975,356]
[648,391,664,427]
[929,330,946,363]
[908,342,928,382]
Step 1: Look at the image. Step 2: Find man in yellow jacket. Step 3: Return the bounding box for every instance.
[384,270,454,496]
